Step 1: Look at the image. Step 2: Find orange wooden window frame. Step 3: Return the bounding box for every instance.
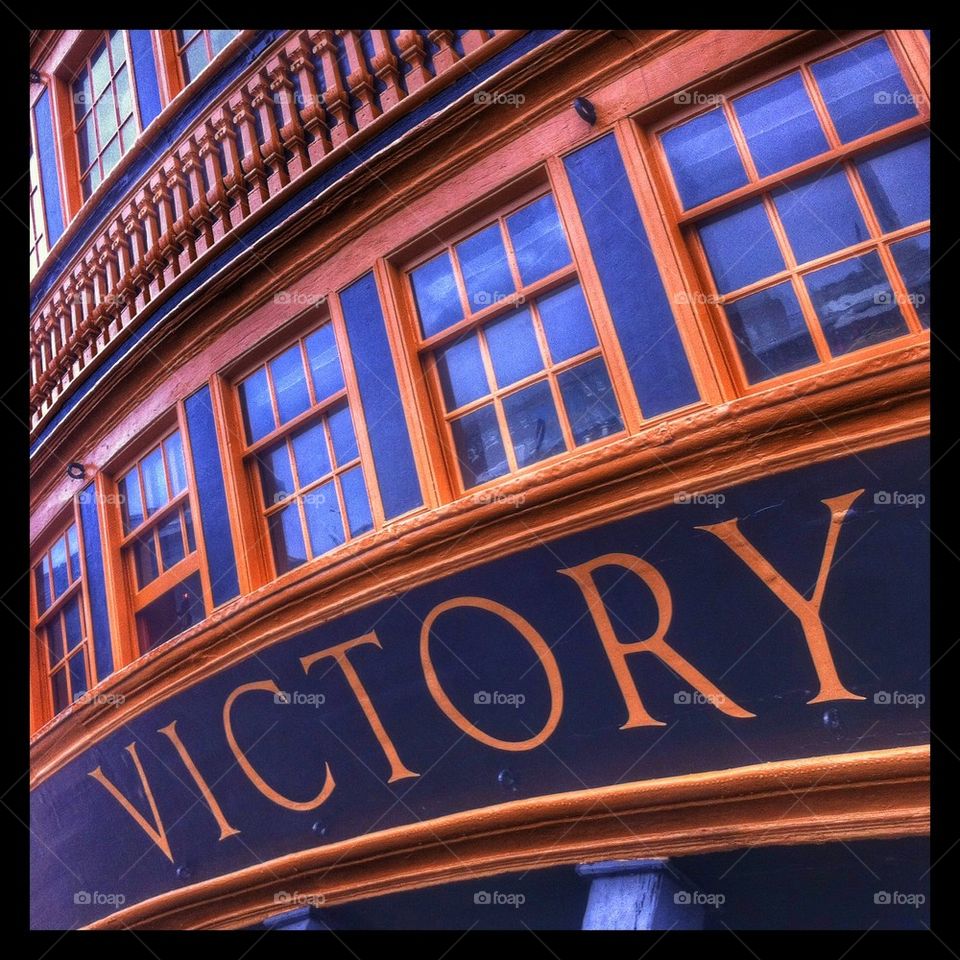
[30,508,97,725]
[642,28,931,397]
[226,313,387,582]
[106,410,215,660]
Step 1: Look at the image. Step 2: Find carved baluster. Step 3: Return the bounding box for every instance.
[251,70,289,194]
[164,158,195,275]
[268,51,309,179]
[291,33,330,164]
[196,120,230,243]
[460,30,488,55]
[108,215,134,327]
[428,30,459,73]
[313,30,354,147]
[369,30,404,111]
[179,138,214,258]
[338,30,380,129]
[228,90,269,212]
[396,31,431,92]
[124,201,151,313]
[136,186,164,300]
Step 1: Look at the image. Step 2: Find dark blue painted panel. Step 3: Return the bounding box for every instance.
[31,439,929,928]
[564,134,700,418]
[339,272,423,519]
[33,89,65,245]
[77,485,114,682]
[129,31,162,129]
[184,385,240,607]
[30,30,562,457]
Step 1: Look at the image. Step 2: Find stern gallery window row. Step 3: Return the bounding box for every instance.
[31,31,930,720]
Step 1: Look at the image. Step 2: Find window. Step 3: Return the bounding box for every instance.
[176,29,238,84]
[657,33,929,388]
[235,322,377,576]
[407,192,626,491]
[71,30,139,200]
[33,519,93,716]
[116,427,207,653]
[29,144,47,275]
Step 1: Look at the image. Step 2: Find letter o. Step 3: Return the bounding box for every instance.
[419,597,564,751]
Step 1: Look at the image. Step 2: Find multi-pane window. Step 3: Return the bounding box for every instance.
[33,520,92,716]
[176,29,238,84]
[658,34,929,387]
[117,428,206,653]
[72,30,138,200]
[29,145,47,275]
[236,323,376,576]
[408,193,625,490]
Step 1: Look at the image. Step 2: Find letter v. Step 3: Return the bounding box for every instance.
[89,742,173,862]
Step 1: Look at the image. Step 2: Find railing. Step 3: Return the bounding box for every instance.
[29,29,505,437]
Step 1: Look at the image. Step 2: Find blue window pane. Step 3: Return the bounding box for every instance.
[133,532,160,588]
[661,107,749,209]
[50,536,69,599]
[164,431,187,495]
[304,324,345,402]
[63,596,84,650]
[435,333,489,411]
[811,36,919,143]
[238,367,276,444]
[157,512,186,571]
[141,447,168,516]
[69,650,88,701]
[484,307,543,388]
[269,344,311,425]
[291,420,331,487]
[257,443,295,508]
[303,480,345,557]
[506,194,572,286]
[804,251,909,356]
[35,558,52,614]
[774,169,868,265]
[857,136,930,233]
[328,404,359,466]
[890,232,930,327]
[411,251,463,337]
[340,466,373,537]
[725,281,819,383]
[135,571,205,653]
[502,380,565,469]
[734,72,830,177]
[558,357,623,446]
[268,503,307,574]
[51,668,68,713]
[699,200,785,294]
[119,466,144,531]
[184,504,196,553]
[456,223,515,311]
[451,405,508,489]
[67,524,81,582]
[46,616,63,664]
[537,282,598,363]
